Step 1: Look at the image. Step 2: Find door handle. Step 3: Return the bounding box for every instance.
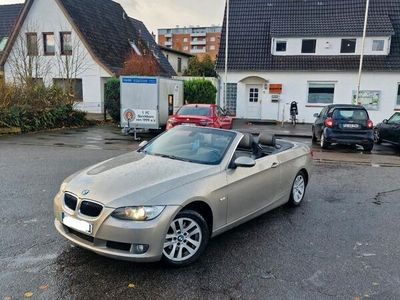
[271,162,280,168]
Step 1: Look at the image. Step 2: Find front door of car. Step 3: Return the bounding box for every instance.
[314,107,328,138]
[225,155,281,224]
[386,113,400,143]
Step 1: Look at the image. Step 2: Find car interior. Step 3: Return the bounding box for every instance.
[231,132,294,166]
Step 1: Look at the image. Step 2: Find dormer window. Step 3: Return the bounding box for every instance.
[276,41,287,52]
[372,40,384,51]
[301,39,316,53]
[129,40,141,55]
[340,39,356,53]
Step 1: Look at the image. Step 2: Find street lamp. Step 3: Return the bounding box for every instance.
[356,0,370,104]
[224,0,230,110]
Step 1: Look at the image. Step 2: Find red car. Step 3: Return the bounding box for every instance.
[166,104,233,130]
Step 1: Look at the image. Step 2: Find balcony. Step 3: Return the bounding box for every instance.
[191,39,206,46]
[191,32,206,37]
[190,47,206,54]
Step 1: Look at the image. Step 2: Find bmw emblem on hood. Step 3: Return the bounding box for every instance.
[81,189,90,196]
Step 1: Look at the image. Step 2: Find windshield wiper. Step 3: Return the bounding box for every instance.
[153,153,193,163]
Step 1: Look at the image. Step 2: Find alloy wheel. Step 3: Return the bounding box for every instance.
[163,217,202,262]
[292,175,305,204]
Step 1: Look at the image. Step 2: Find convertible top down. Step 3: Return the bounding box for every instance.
[54,126,313,266]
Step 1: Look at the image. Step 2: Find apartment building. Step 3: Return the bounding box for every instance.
[158,25,221,61]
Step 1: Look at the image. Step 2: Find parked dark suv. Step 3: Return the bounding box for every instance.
[312,104,374,152]
[374,112,400,147]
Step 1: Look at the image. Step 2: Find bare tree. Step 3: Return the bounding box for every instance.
[7,23,51,86]
[55,33,90,100]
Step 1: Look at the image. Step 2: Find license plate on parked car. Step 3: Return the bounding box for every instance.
[343,124,360,129]
[182,123,196,126]
[62,213,92,234]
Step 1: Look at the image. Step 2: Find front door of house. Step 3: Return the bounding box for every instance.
[246,85,262,119]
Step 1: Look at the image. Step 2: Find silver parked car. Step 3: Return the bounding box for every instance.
[54,126,313,266]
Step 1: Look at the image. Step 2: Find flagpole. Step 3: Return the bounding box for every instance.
[356,0,370,103]
[224,0,230,110]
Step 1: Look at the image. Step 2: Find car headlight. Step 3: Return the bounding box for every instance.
[111,206,165,221]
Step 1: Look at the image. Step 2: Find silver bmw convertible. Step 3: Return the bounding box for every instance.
[54,126,313,266]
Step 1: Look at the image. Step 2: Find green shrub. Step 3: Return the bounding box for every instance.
[104,77,121,123]
[0,82,87,133]
[184,79,217,104]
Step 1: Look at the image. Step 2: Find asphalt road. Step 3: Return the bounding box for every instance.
[1,127,400,299]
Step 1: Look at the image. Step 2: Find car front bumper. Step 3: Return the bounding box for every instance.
[54,191,180,262]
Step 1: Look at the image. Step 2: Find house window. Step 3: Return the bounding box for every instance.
[129,40,141,55]
[397,84,400,106]
[341,39,356,53]
[276,41,287,52]
[308,83,335,103]
[43,33,55,55]
[301,39,316,53]
[372,40,384,51]
[183,37,188,42]
[60,32,72,55]
[210,37,216,42]
[53,78,83,101]
[226,83,237,115]
[249,88,259,103]
[0,37,8,52]
[183,46,188,51]
[177,57,182,73]
[26,33,38,56]
[210,45,215,50]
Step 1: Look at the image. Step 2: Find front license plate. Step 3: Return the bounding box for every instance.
[62,213,92,234]
[182,123,196,126]
[343,124,360,129]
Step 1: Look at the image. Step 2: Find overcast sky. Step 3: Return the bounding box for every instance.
[0,0,225,35]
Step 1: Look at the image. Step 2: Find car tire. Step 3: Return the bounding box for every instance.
[312,128,318,144]
[289,171,307,207]
[374,128,382,145]
[320,133,330,149]
[364,143,374,153]
[162,210,209,267]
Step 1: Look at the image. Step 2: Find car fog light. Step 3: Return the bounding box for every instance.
[133,244,149,254]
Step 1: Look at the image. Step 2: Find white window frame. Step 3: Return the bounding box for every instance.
[129,40,141,55]
[307,82,336,104]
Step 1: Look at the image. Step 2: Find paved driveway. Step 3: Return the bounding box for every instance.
[1,126,400,299]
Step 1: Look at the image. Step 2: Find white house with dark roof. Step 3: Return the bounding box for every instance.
[216,0,400,124]
[0,0,175,113]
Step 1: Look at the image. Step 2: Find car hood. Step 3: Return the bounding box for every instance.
[64,152,218,208]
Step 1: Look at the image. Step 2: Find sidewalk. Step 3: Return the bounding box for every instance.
[232,119,312,138]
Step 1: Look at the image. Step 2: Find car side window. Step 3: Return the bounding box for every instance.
[388,113,400,124]
[319,107,328,118]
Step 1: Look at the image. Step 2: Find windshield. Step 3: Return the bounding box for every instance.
[141,126,236,165]
[177,106,211,117]
[332,109,368,121]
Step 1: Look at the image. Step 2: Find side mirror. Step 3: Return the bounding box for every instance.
[313,113,319,118]
[234,156,256,168]
[383,119,388,124]
[139,140,148,148]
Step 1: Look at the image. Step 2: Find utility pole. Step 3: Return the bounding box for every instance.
[224,0,230,110]
[356,0,370,104]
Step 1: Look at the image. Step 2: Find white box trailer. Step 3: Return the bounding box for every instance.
[120,76,184,133]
